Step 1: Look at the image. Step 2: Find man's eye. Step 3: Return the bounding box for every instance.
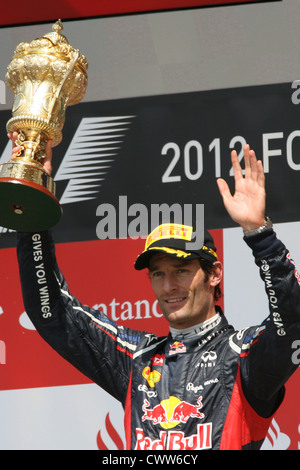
[152,271,163,277]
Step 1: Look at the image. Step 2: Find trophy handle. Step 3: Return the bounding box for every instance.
[46,49,80,124]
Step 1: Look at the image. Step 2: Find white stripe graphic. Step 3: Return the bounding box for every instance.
[55,116,135,205]
[73,305,138,353]
[0,115,135,232]
[54,269,163,356]
[53,270,134,350]
[133,338,167,359]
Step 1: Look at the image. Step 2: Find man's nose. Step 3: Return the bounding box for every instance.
[163,273,178,292]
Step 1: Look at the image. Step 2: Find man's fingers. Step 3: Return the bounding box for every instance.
[7,131,19,146]
[256,158,265,188]
[240,145,264,184]
[7,133,54,177]
[231,149,243,182]
[8,132,22,158]
[43,139,53,176]
[243,145,252,178]
[216,177,232,200]
[11,146,22,157]
[248,149,258,180]
[247,147,265,185]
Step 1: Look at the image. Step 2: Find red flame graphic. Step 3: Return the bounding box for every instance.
[266,420,278,448]
[97,413,124,450]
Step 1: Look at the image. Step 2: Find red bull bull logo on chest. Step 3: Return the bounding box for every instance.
[141,395,204,428]
[138,393,211,449]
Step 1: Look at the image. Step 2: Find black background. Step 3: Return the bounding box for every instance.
[1,80,300,248]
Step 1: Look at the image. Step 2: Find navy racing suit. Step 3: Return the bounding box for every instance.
[16,228,300,450]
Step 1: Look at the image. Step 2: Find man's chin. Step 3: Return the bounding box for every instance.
[163,307,188,326]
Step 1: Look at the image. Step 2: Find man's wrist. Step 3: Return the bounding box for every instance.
[243,216,273,237]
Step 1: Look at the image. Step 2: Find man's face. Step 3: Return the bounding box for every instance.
[148,253,221,329]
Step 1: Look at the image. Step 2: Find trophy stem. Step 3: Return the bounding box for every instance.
[15,128,44,163]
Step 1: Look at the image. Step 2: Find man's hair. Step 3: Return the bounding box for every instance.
[198,258,223,302]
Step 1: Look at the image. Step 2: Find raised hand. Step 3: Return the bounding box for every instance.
[217,145,266,231]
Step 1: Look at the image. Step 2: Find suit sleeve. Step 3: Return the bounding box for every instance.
[240,229,300,417]
[16,230,142,405]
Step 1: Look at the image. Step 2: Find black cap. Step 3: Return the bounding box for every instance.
[134,223,217,270]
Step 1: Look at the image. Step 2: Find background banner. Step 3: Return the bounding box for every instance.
[0,0,299,450]
[1,81,300,246]
[0,1,281,27]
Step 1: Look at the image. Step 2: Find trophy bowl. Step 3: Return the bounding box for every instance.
[0,20,88,232]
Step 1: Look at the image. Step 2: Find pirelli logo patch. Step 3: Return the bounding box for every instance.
[145,223,193,250]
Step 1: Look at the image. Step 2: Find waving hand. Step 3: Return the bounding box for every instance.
[217,145,266,231]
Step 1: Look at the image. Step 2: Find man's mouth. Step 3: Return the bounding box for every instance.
[165,297,186,304]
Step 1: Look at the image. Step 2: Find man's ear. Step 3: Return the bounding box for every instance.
[209,261,223,287]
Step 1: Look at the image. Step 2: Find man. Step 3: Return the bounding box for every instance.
[11,133,300,450]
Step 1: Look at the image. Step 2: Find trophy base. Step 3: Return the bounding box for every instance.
[0,163,62,232]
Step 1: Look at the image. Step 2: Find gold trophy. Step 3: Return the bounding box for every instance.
[0,20,88,231]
